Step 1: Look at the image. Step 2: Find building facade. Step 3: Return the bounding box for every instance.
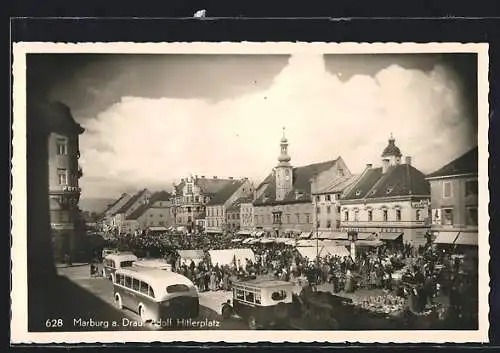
[239,200,255,234]
[99,193,132,232]
[205,179,254,234]
[45,102,86,262]
[340,135,431,246]
[426,147,478,248]
[112,188,152,234]
[253,130,352,238]
[121,191,175,233]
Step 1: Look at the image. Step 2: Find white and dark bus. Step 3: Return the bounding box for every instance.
[102,252,138,282]
[113,267,199,324]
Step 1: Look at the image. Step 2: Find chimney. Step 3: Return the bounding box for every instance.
[213,176,217,179]
[405,156,412,165]
[229,176,234,180]
[201,176,205,178]
[366,163,373,169]
[382,159,390,173]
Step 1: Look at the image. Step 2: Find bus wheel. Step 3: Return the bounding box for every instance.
[114,293,123,309]
[139,306,148,323]
[247,316,257,330]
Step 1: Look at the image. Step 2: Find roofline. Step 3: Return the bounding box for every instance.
[426,173,478,180]
[340,194,431,205]
[253,198,312,207]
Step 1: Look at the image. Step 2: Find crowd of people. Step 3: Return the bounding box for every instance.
[101,230,478,324]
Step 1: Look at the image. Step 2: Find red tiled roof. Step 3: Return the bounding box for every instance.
[426,146,478,179]
[343,164,430,200]
[116,188,148,214]
[126,190,172,220]
[206,180,245,205]
[254,158,340,206]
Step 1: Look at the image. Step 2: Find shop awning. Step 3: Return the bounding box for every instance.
[379,232,403,240]
[454,232,478,246]
[206,229,221,234]
[296,246,322,261]
[322,245,350,258]
[296,239,315,247]
[330,232,348,240]
[434,231,459,244]
[241,238,254,244]
[356,232,374,240]
[237,230,252,235]
[208,248,255,267]
[231,238,243,242]
[248,238,261,244]
[260,238,275,244]
[255,231,265,237]
[299,231,312,239]
[275,237,289,243]
[284,238,296,246]
[148,226,167,232]
[355,239,384,247]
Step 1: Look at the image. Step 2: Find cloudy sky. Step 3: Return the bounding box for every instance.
[27,52,478,199]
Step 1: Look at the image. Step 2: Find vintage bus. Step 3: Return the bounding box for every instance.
[132,258,172,271]
[113,268,199,325]
[102,252,138,282]
[225,279,295,329]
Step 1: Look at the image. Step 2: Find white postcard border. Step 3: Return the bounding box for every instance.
[11,41,490,344]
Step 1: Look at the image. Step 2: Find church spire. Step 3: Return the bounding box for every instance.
[278,126,291,164]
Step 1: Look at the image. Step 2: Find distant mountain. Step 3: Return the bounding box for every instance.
[79,198,116,214]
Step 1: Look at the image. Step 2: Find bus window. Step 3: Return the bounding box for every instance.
[245,291,255,303]
[125,276,132,288]
[120,260,134,268]
[255,293,261,304]
[236,289,244,300]
[148,286,155,298]
[132,278,140,291]
[140,281,149,295]
[271,290,287,301]
[120,274,125,286]
[166,284,189,293]
[115,273,122,284]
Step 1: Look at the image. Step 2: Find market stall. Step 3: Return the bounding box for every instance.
[176,249,205,267]
[208,248,255,268]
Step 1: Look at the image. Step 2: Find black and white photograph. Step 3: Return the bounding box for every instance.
[11,42,489,343]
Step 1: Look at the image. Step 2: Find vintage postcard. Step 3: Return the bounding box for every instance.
[11,42,489,344]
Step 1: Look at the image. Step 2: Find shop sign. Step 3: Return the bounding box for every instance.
[411,199,429,209]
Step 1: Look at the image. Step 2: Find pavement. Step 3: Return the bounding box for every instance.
[54,265,247,331]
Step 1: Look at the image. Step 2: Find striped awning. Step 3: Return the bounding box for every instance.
[434,231,459,244]
[379,232,403,240]
[330,232,348,240]
[454,232,478,246]
[237,230,252,235]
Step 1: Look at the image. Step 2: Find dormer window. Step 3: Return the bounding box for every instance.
[371,189,377,195]
[355,189,362,196]
[386,187,394,194]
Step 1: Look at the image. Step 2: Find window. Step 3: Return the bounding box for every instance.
[383,210,388,222]
[326,195,331,201]
[354,210,359,221]
[326,220,332,228]
[326,206,331,214]
[149,286,155,298]
[305,214,310,224]
[166,284,190,293]
[235,289,244,300]
[296,213,300,223]
[344,211,349,221]
[245,291,255,303]
[316,207,320,214]
[336,220,341,229]
[140,281,149,295]
[125,276,132,288]
[286,214,291,223]
[368,210,373,221]
[442,208,454,225]
[120,261,134,268]
[119,274,125,286]
[316,221,320,229]
[159,221,164,226]
[56,138,68,155]
[187,184,193,194]
[187,207,192,213]
[336,206,341,213]
[338,168,344,177]
[416,210,421,221]
[255,293,261,304]
[443,181,452,198]
[396,209,401,221]
[271,290,287,301]
[115,273,122,284]
[465,180,478,196]
[466,207,478,226]
[57,169,68,185]
[150,214,153,217]
[194,196,199,203]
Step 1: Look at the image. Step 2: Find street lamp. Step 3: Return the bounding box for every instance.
[348,230,358,260]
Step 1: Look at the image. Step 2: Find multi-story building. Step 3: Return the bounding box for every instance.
[172,175,247,233]
[45,101,85,262]
[426,147,478,249]
[205,179,254,234]
[311,174,358,237]
[121,191,175,233]
[99,193,132,231]
[238,198,255,236]
[340,134,431,246]
[253,130,352,238]
[112,188,152,234]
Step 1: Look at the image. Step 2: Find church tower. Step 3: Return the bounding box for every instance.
[381,133,403,173]
[275,127,293,201]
